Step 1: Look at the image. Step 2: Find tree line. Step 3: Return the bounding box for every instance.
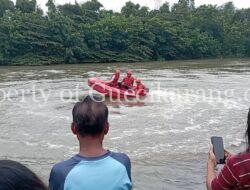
[0,0,249,65]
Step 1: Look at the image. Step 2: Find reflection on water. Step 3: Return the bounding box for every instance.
[0,59,250,190]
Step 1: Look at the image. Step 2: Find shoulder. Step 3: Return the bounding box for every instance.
[109,152,131,180]
[224,153,250,179]
[53,156,81,174]
[227,152,250,167]
[51,158,75,173]
[110,152,131,166]
[49,157,80,189]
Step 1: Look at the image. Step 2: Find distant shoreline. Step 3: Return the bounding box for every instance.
[1,57,249,67]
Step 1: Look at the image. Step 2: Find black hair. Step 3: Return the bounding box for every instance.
[246,109,250,152]
[0,160,47,190]
[72,96,109,136]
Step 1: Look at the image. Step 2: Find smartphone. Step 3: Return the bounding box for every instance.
[211,136,225,164]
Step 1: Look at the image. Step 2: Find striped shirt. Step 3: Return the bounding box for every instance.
[212,153,250,190]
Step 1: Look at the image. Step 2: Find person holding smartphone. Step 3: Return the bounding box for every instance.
[206,109,250,190]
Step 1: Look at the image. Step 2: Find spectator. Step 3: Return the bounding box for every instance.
[206,109,250,190]
[0,160,47,190]
[49,96,132,190]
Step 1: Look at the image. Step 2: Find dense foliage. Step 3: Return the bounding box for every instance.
[0,0,249,65]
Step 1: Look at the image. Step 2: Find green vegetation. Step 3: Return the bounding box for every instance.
[0,0,249,65]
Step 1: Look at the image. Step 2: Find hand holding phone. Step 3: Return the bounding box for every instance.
[211,136,226,164]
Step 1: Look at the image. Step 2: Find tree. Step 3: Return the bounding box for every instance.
[234,8,250,22]
[138,6,149,18]
[46,0,56,15]
[191,5,224,42]
[146,17,175,60]
[159,2,170,14]
[16,0,37,13]
[222,2,236,14]
[82,0,103,12]
[0,0,14,17]
[80,0,103,23]
[0,0,249,65]
[172,0,194,14]
[58,3,82,16]
[245,28,250,56]
[121,2,140,17]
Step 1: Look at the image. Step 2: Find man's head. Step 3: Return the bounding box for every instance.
[127,70,132,77]
[116,69,120,74]
[136,79,141,84]
[71,96,109,138]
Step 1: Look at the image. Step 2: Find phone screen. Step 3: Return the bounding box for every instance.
[211,136,225,164]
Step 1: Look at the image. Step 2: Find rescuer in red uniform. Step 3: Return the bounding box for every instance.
[122,70,134,89]
[108,69,120,87]
[134,79,146,91]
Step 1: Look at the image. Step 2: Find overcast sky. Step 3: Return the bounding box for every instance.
[35,0,250,11]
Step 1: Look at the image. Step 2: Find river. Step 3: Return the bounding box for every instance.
[0,59,250,190]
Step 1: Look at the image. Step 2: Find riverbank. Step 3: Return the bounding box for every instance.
[0,57,249,67]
